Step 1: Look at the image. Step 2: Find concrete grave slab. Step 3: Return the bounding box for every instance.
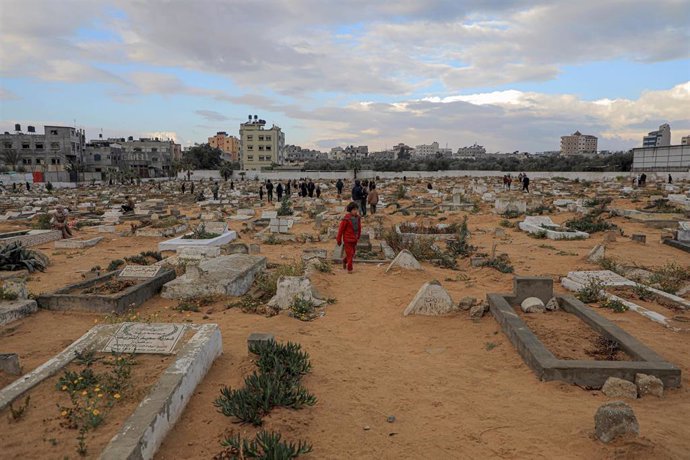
[158,230,237,251]
[54,236,103,249]
[0,299,38,326]
[161,254,266,299]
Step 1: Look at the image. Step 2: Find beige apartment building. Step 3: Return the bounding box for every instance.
[560,131,598,155]
[208,131,240,162]
[240,116,285,171]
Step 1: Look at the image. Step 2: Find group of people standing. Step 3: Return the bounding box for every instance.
[258,179,322,203]
[350,179,379,216]
[502,173,530,193]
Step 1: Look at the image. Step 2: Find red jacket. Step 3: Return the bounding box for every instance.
[336,212,361,244]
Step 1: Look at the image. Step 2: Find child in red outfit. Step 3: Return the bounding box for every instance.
[336,202,361,273]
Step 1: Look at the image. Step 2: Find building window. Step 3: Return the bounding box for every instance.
[35,158,42,165]
[258,146,264,151]
[247,145,253,150]
[36,143,43,150]
[134,147,142,152]
[94,154,102,162]
[3,142,11,149]
[22,143,30,149]
[50,129,58,135]
[247,135,253,141]
[22,158,31,165]
[266,145,271,151]
[247,156,254,160]
[51,142,60,149]
[258,136,264,141]
[151,148,158,152]
[265,136,271,141]
[51,158,57,164]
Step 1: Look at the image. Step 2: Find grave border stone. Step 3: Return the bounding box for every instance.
[488,277,681,389]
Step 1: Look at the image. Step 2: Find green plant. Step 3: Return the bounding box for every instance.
[538,244,557,250]
[480,254,514,273]
[0,242,47,272]
[277,197,294,216]
[312,259,332,273]
[107,259,125,271]
[74,349,102,367]
[124,250,162,265]
[649,262,690,294]
[446,216,474,258]
[289,297,317,321]
[264,234,282,245]
[33,213,53,230]
[214,340,316,426]
[576,278,605,303]
[598,257,622,274]
[174,294,219,312]
[601,298,629,313]
[394,184,407,200]
[632,283,653,301]
[255,262,304,299]
[564,214,615,233]
[188,224,220,240]
[485,342,497,351]
[219,430,312,459]
[529,229,548,239]
[0,285,19,301]
[499,219,512,228]
[501,209,521,219]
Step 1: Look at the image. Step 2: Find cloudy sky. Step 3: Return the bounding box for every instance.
[0,0,688,152]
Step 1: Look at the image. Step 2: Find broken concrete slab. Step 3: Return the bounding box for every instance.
[161,254,266,299]
[267,276,326,310]
[403,281,455,316]
[0,299,38,326]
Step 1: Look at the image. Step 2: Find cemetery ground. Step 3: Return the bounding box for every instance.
[0,176,690,459]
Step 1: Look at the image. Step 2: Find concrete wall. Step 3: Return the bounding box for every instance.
[632,145,690,172]
[178,169,690,182]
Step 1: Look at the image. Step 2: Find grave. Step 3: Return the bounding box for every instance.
[494,198,527,216]
[54,236,103,249]
[0,322,221,459]
[488,276,681,388]
[662,221,690,253]
[158,228,237,252]
[561,270,690,329]
[518,216,589,240]
[0,229,63,249]
[161,254,266,299]
[37,268,175,314]
[269,218,294,234]
[395,222,459,241]
[403,281,456,316]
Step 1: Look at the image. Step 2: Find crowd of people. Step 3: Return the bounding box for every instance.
[501,173,530,192]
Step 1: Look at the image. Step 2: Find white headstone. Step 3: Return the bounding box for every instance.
[102,323,186,354]
[119,265,162,278]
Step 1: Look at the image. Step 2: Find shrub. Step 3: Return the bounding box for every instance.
[602,298,629,313]
[188,224,220,240]
[649,262,690,294]
[107,259,125,272]
[33,213,53,230]
[214,340,316,426]
[255,262,305,300]
[577,278,604,303]
[0,242,47,272]
[277,197,294,216]
[480,254,514,273]
[394,184,406,200]
[219,430,312,460]
[289,297,317,321]
[564,214,615,233]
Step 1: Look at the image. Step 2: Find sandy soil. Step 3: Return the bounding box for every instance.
[1,179,690,459]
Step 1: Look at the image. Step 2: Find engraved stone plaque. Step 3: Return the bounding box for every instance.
[118,265,162,278]
[102,323,185,354]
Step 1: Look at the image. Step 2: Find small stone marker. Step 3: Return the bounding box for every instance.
[203,221,228,235]
[103,323,186,354]
[601,377,637,399]
[248,332,275,352]
[631,234,646,244]
[635,373,663,398]
[119,265,162,278]
[0,353,21,375]
[385,249,422,273]
[594,401,639,443]
[587,244,606,263]
[403,281,455,316]
[520,297,545,313]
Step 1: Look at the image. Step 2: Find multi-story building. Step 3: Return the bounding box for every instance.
[414,141,440,157]
[105,137,178,178]
[560,131,598,155]
[284,145,326,163]
[84,138,124,175]
[240,115,285,171]
[208,131,240,162]
[643,123,671,147]
[680,135,689,146]
[456,144,486,157]
[0,124,85,172]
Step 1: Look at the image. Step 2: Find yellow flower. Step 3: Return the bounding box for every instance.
[98,393,103,398]
[73,380,78,384]
[78,376,84,380]
[61,385,68,391]
[113,393,121,400]
[81,390,87,396]
[94,387,101,392]
[92,409,100,416]
[61,410,68,417]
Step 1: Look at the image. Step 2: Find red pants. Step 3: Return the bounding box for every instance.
[343,242,357,272]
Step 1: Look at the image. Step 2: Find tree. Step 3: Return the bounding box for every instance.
[1,149,21,171]
[182,143,223,170]
[219,161,234,181]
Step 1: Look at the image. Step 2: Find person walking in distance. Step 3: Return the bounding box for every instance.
[276,182,284,202]
[259,185,264,202]
[266,180,274,202]
[336,202,361,274]
[522,174,530,193]
[351,179,365,215]
[367,183,379,215]
[336,178,344,198]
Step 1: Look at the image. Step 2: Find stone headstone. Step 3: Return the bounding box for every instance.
[302,248,328,261]
[102,323,186,354]
[458,296,476,311]
[203,221,228,235]
[403,281,455,316]
[248,332,275,352]
[601,377,637,399]
[469,301,488,319]
[385,249,423,273]
[119,265,162,278]
[0,353,21,375]
[545,297,559,311]
[594,401,639,443]
[261,211,278,220]
[587,244,606,263]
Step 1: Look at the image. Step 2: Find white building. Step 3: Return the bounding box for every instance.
[414,141,440,157]
[643,123,671,148]
[456,144,486,157]
[560,131,598,155]
[240,115,285,171]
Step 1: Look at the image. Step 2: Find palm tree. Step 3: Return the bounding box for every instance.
[219,161,234,181]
